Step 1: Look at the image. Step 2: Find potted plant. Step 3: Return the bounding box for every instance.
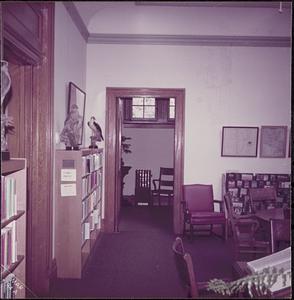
[207,266,291,298]
[121,135,132,166]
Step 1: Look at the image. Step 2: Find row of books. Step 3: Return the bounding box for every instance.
[1,221,17,270]
[0,273,16,299]
[1,176,17,222]
[226,173,290,182]
[227,180,291,190]
[82,222,90,243]
[224,173,290,214]
[82,171,99,199]
[82,153,102,176]
[82,190,101,221]
[90,207,101,231]
[81,206,102,244]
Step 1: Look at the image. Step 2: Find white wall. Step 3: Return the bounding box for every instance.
[54,2,87,149]
[86,43,291,200]
[53,2,87,257]
[122,127,174,195]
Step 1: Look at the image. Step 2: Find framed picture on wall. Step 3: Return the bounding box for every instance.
[68,82,86,145]
[221,126,259,157]
[260,126,287,158]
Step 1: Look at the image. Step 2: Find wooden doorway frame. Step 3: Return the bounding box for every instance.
[2,3,54,296]
[104,88,185,234]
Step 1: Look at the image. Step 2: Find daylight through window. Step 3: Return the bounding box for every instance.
[132,97,156,119]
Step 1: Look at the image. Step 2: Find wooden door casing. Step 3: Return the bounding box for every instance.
[105,88,185,234]
[2,2,54,296]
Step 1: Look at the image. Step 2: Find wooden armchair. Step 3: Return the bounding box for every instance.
[135,169,152,206]
[249,187,277,213]
[182,184,227,240]
[224,193,270,260]
[172,237,229,298]
[270,218,291,253]
[152,167,174,206]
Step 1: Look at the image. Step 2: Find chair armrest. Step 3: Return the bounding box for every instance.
[236,214,256,220]
[234,218,260,232]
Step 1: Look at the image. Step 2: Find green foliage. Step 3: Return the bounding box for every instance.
[122,136,132,154]
[207,266,291,298]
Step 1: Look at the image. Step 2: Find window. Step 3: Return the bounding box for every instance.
[132,97,156,120]
[169,98,175,119]
[123,97,175,127]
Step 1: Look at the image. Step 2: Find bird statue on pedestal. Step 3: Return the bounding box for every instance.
[88,116,104,148]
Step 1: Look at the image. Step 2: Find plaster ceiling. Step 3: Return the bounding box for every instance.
[73,1,292,31]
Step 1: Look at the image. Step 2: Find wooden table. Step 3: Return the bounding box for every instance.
[255,208,290,254]
[255,208,285,222]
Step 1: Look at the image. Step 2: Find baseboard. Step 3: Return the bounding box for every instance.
[48,258,57,288]
[82,232,104,277]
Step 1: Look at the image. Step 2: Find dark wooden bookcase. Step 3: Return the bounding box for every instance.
[1,159,27,298]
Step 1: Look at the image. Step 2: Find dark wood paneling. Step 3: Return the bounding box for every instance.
[105,88,185,234]
[2,2,42,65]
[3,2,54,296]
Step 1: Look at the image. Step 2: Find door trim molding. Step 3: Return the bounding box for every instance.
[105,87,185,234]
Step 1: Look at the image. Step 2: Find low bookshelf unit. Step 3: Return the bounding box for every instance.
[55,149,103,278]
[1,159,27,298]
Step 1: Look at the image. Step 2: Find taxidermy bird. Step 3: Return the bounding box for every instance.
[88,116,104,148]
[60,104,83,149]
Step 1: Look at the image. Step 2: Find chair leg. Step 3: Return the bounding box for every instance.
[183,222,186,236]
[223,222,227,241]
[209,224,213,235]
[190,224,193,240]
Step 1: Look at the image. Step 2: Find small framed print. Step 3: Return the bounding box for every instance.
[260,126,287,158]
[221,127,259,157]
[68,82,86,145]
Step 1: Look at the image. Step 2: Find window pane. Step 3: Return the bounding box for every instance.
[132,106,144,118]
[144,97,155,105]
[169,106,175,119]
[144,106,156,118]
[170,98,175,106]
[132,97,144,105]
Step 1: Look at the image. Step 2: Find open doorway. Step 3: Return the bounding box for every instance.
[119,97,175,232]
[104,88,185,234]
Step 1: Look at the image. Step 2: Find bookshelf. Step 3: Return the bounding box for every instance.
[1,159,27,299]
[222,172,291,215]
[55,149,103,278]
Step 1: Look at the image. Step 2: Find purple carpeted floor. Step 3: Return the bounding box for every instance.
[50,206,237,299]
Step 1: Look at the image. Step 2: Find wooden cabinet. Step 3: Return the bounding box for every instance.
[1,159,27,298]
[2,2,54,295]
[2,2,42,65]
[55,149,103,278]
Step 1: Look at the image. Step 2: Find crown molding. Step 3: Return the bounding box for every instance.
[135,1,292,9]
[63,2,89,42]
[87,33,291,47]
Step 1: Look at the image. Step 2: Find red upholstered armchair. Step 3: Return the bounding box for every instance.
[182,184,227,240]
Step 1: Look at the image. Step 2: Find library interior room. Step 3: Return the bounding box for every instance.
[0,1,292,299]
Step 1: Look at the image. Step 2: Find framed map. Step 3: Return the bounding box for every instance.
[221,127,259,157]
[260,126,287,158]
